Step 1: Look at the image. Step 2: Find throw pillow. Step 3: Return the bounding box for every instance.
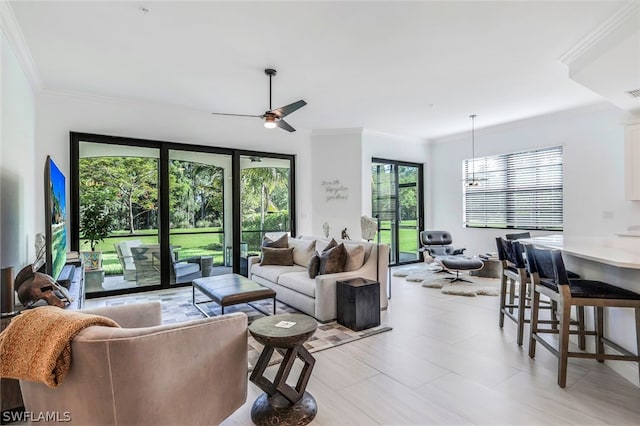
[316,238,337,254]
[344,244,366,272]
[307,253,320,279]
[288,238,316,267]
[319,243,346,275]
[262,234,288,248]
[260,247,294,266]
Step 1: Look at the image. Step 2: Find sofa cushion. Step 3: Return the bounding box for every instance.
[344,244,365,272]
[315,238,337,254]
[251,264,306,283]
[278,272,316,298]
[262,234,288,248]
[307,254,320,279]
[288,238,316,267]
[260,247,294,266]
[319,243,346,275]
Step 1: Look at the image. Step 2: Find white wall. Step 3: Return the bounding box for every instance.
[310,129,429,241]
[310,129,363,239]
[0,30,36,271]
[34,91,314,241]
[429,103,640,255]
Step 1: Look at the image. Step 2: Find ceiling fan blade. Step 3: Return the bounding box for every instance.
[271,100,307,118]
[276,119,296,132]
[211,112,262,118]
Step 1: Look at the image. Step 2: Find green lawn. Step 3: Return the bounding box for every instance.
[83,223,422,275]
[80,227,225,275]
[378,220,419,254]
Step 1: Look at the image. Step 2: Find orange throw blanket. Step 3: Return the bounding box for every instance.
[0,306,119,388]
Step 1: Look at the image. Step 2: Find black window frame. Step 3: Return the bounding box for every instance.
[70,132,296,298]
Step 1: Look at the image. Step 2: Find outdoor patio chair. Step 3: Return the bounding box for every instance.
[114,240,141,281]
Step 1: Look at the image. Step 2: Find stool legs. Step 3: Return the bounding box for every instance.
[577,306,586,350]
[529,286,540,359]
[557,299,572,388]
[595,306,605,362]
[517,274,527,347]
[499,274,508,328]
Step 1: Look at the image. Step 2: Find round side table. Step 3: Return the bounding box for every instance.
[248,313,318,426]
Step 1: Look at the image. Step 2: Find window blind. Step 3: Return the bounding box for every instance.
[463,146,563,230]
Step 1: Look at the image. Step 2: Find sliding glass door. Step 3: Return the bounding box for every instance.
[239,154,294,275]
[372,159,423,265]
[72,133,296,297]
[77,142,161,294]
[168,150,232,283]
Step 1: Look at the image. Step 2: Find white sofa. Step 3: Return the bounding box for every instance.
[248,236,389,322]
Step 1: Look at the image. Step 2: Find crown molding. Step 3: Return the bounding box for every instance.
[0,1,42,91]
[559,1,640,66]
[311,128,363,136]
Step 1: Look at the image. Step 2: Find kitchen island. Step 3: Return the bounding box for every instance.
[523,234,640,387]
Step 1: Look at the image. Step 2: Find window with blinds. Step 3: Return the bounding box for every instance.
[462,146,563,230]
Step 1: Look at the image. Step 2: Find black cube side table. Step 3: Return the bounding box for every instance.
[336,277,380,331]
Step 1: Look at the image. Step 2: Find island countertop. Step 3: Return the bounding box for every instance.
[522,234,640,270]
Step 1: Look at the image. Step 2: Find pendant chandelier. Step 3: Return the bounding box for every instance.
[463,114,486,186]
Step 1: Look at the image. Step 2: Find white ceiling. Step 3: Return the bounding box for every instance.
[8,0,632,140]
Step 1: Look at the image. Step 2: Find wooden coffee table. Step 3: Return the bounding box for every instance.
[249,313,318,425]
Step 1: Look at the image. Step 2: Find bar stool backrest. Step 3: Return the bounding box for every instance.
[523,244,567,288]
[505,232,531,241]
[496,237,526,269]
[550,250,572,286]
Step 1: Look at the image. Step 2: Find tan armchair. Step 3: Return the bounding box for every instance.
[19,302,248,425]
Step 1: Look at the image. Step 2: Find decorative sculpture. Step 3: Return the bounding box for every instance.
[14,265,70,308]
[360,216,378,241]
[341,228,351,240]
[322,222,330,238]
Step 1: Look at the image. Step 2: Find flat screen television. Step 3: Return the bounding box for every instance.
[44,155,67,281]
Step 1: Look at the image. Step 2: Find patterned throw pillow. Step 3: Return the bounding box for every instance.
[319,243,347,274]
[307,254,320,278]
[262,234,288,248]
[260,247,294,266]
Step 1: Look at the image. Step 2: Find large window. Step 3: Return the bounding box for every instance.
[463,146,563,230]
[71,133,295,298]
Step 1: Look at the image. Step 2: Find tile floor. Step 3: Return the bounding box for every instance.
[222,271,640,425]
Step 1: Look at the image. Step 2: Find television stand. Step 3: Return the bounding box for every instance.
[57,264,76,289]
[57,264,76,288]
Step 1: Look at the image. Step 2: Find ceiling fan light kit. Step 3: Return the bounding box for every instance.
[211,68,307,132]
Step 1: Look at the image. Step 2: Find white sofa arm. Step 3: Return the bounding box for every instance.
[313,243,389,322]
[247,255,261,279]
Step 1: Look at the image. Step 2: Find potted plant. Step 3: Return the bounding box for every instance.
[80,202,114,270]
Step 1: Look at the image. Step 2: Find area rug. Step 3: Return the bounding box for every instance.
[84,287,392,370]
[394,263,501,297]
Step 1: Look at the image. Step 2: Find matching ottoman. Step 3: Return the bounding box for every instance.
[437,256,485,283]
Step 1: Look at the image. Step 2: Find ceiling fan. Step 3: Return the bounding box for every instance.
[211,68,307,132]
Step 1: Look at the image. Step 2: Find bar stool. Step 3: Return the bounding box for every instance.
[496,237,530,346]
[524,244,640,388]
